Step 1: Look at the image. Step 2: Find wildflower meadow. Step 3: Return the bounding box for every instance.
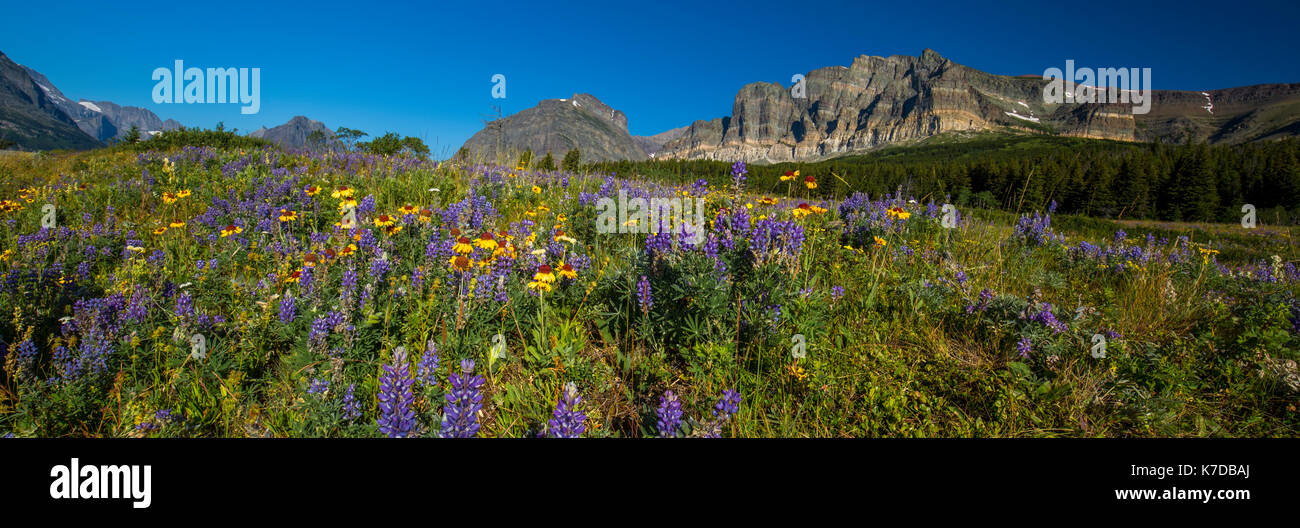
[1,142,1297,438]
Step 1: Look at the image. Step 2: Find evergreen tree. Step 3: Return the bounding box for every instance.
[562,149,581,171]
[536,151,556,171]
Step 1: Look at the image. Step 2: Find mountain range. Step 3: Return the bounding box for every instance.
[0,51,190,150]
[460,49,1300,163]
[7,48,1300,159]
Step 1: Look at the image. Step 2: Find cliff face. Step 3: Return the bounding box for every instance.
[657,49,1300,162]
[461,93,647,162]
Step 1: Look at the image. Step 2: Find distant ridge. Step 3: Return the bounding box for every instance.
[248,116,337,150]
[0,51,101,150]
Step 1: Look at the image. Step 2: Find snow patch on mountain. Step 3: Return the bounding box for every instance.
[1005,111,1040,123]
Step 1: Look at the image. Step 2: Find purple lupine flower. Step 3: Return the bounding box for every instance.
[441,359,485,438]
[730,161,748,190]
[417,340,439,386]
[125,287,149,323]
[298,266,314,295]
[309,315,332,345]
[1016,336,1032,359]
[966,288,994,313]
[376,350,417,438]
[636,275,652,312]
[174,292,194,318]
[1025,303,1067,334]
[831,285,845,302]
[340,267,358,301]
[713,389,741,421]
[546,382,587,438]
[342,383,361,422]
[369,257,390,281]
[656,390,683,438]
[307,378,329,395]
[278,293,296,324]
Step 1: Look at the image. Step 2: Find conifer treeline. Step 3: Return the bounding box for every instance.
[589,136,1300,224]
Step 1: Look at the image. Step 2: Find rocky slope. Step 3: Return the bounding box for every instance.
[0,51,102,150]
[248,115,337,150]
[633,125,688,157]
[461,93,648,162]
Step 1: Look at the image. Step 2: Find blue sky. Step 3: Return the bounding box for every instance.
[4,0,1298,156]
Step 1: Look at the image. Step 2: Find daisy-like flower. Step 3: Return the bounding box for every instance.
[399,204,418,216]
[338,198,359,212]
[384,225,402,236]
[331,185,354,199]
[162,192,178,204]
[418,208,433,223]
[374,214,396,227]
[339,244,357,257]
[780,170,799,181]
[453,236,474,255]
[169,220,186,229]
[811,205,827,214]
[886,207,911,220]
[152,226,167,235]
[220,224,242,237]
[531,185,542,194]
[533,264,557,283]
[792,203,812,218]
[285,269,303,283]
[278,209,298,222]
[304,185,321,196]
[873,236,887,248]
[303,253,319,267]
[474,232,498,251]
[177,189,192,198]
[557,262,577,280]
[449,255,472,272]
[556,214,567,223]
[804,175,817,189]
